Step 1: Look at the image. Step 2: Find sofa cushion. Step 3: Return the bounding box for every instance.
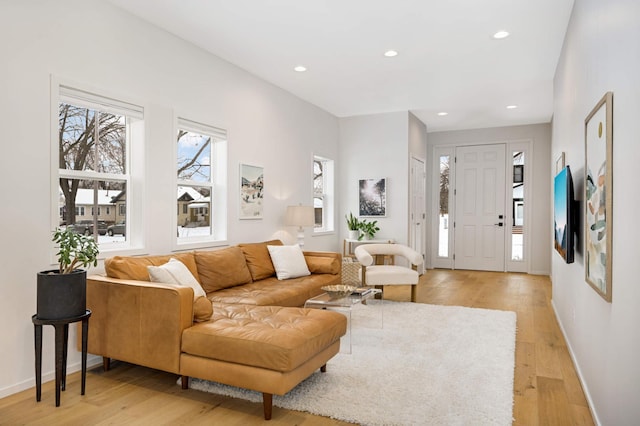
[304,253,341,275]
[182,304,347,372]
[192,296,214,323]
[238,240,282,281]
[105,252,200,283]
[267,244,311,280]
[147,258,212,323]
[208,274,338,307]
[194,247,252,293]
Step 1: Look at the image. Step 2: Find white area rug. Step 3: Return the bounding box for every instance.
[184,301,516,425]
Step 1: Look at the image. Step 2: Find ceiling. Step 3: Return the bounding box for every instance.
[106,0,574,132]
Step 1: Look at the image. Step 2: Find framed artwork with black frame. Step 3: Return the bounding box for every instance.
[359,178,386,217]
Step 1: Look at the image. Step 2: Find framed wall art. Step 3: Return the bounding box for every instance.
[239,163,264,219]
[359,178,386,217]
[584,91,613,302]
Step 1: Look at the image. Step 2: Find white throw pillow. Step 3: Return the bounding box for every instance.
[148,258,206,300]
[267,244,311,280]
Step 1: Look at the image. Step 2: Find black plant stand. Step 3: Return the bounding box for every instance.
[32,310,91,406]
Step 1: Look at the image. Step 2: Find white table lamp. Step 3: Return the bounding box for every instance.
[285,205,314,247]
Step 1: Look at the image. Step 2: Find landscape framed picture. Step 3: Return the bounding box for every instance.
[584,91,613,302]
[359,178,386,217]
[239,163,264,219]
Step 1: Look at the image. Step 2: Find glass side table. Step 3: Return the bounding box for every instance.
[304,288,383,354]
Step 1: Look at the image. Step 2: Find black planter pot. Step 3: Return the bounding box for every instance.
[36,269,87,320]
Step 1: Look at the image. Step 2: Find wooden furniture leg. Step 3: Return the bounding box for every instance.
[81,317,89,395]
[34,323,42,402]
[262,393,273,420]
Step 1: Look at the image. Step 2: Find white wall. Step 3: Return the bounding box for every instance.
[552,0,640,424]
[338,112,412,245]
[0,0,340,397]
[427,123,552,274]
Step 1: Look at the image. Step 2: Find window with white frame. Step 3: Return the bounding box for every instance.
[313,155,334,232]
[176,118,227,245]
[57,85,142,248]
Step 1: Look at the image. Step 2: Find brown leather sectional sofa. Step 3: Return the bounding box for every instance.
[83,240,347,420]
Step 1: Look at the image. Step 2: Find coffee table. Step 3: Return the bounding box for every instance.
[304,288,383,354]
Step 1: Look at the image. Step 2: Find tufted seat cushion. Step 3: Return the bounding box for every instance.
[208,274,334,307]
[360,265,420,285]
[181,304,347,372]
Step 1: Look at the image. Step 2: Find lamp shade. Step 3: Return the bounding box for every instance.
[285,205,315,227]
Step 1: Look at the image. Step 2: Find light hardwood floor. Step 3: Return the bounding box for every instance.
[1,270,594,425]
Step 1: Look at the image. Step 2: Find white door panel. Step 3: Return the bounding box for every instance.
[454,144,506,271]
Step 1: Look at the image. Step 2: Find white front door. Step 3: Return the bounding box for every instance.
[410,156,426,263]
[454,144,506,271]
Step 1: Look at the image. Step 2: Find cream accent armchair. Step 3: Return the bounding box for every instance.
[354,243,424,302]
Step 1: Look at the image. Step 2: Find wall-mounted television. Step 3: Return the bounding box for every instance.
[554,166,575,264]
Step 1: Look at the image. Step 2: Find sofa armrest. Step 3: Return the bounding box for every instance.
[303,251,342,277]
[84,275,194,374]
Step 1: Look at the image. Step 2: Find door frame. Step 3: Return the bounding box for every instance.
[430,140,532,273]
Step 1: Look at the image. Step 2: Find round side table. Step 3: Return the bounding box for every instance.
[32,309,91,407]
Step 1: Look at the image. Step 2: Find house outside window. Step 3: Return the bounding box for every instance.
[56,84,143,248]
[313,155,334,233]
[176,118,227,246]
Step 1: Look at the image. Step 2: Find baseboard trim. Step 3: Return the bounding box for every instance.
[551,299,601,426]
[0,355,102,399]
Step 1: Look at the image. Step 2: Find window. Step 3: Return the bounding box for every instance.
[313,155,334,233]
[56,84,143,248]
[176,118,227,245]
[438,155,450,257]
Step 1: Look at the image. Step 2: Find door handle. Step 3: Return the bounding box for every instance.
[494,222,503,227]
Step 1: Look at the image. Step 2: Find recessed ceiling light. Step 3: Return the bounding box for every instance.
[493,30,510,39]
[437,112,448,116]
[384,50,398,57]
[294,65,307,72]
[506,105,518,109]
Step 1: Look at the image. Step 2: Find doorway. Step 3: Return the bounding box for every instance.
[431,142,530,272]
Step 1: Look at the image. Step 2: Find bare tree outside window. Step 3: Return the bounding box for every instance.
[439,156,449,216]
[313,159,324,228]
[58,103,126,227]
[177,129,211,181]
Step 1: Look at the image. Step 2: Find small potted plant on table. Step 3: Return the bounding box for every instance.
[36,228,99,320]
[345,212,361,240]
[359,219,380,240]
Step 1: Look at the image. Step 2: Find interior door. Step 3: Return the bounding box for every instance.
[454,144,506,271]
[410,157,426,264]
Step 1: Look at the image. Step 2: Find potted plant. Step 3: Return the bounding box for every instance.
[345,212,361,240]
[359,219,380,240]
[36,228,99,320]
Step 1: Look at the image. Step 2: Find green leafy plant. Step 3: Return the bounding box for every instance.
[345,212,360,231]
[358,219,380,240]
[53,228,100,274]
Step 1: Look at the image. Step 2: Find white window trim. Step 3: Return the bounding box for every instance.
[173,116,228,251]
[50,76,146,262]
